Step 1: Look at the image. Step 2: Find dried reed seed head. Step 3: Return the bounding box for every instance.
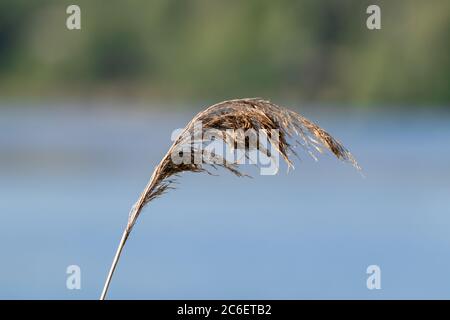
[130,98,360,225]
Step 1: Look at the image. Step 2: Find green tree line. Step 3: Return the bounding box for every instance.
[0,0,448,106]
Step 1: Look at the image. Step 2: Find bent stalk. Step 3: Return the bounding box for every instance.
[100,228,129,300]
[98,98,360,299]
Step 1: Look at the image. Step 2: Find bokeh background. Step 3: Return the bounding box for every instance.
[0,0,449,299]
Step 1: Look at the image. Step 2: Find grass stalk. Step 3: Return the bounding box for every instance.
[99,98,360,299]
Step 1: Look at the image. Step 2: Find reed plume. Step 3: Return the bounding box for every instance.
[100,98,359,299]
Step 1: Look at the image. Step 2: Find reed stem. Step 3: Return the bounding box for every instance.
[100,227,130,300]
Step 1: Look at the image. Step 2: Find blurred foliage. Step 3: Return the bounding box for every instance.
[0,0,448,106]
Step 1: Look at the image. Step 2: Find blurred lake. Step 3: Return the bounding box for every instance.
[1,104,450,299]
